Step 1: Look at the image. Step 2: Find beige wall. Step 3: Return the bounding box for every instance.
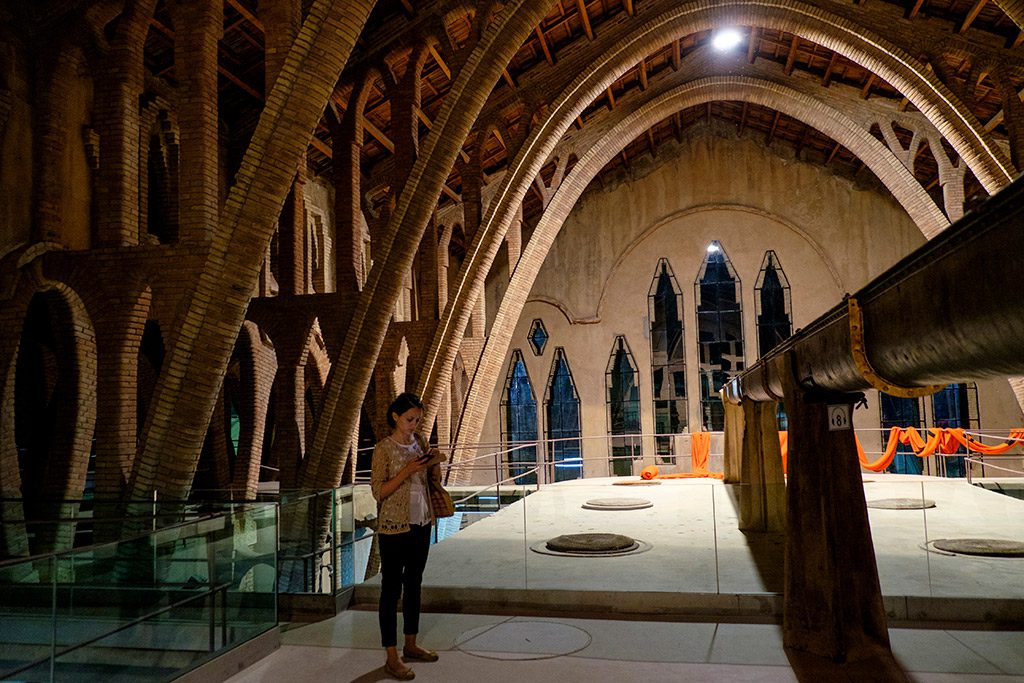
[481,129,1022,476]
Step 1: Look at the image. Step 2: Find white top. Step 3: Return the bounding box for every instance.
[392,437,433,526]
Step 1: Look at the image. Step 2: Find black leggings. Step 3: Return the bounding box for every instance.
[378,523,432,647]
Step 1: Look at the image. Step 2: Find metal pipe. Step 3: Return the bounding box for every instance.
[727,174,1024,402]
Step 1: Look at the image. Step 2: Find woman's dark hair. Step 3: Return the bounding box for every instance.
[386,392,424,428]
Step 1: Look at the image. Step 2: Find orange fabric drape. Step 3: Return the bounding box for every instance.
[778,427,1024,473]
[637,432,724,480]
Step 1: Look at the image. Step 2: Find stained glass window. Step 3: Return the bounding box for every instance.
[648,259,686,462]
[500,350,538,484]
[931,383,979,478]
[606,336,641,476]
[695,242,745,431]
[528,319,548,356]
[880,394,923,474]
[546,348,583,482]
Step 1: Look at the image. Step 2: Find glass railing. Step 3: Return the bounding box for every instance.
[0,504,277,682]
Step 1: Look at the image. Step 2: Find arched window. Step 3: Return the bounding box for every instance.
[501,350,538,484]
[931,383,979,478]
[606,336,641,476]
[694,241,745,431]
[754,251,792,430]
[545,348,582,482]
[648,259,686,461]
[880,394,923,474]
[754,251,792,356]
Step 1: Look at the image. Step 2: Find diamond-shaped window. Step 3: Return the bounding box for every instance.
[528,319,548,356]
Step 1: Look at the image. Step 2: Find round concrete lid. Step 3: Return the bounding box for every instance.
[545,532,637,553]
[932,538,1024,557]
[867,498,936,510]
[612,480,661,486]
[582,497,653,510]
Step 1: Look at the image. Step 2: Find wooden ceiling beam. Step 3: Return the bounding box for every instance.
[646,128,656,157]
[363,117,395,153]
[671,39,681,71]
[784,36,800,75]
[428,43,451,79]
[747,27,760,64]
[861,73,877,99]
[765,110,782,146]
[535,25,556,65]
[1013,30,1024,49]
[623,0,634,17]
[576,0,595,40]
[826,141,842,164]
[399,0,414,16]
[226,0,263,32]
[502,69,517,88]
[638,58,648,90]
[958,0,988,34]
[151,17,262,99]
[606,86,616,111]
[908,0,926,19]
[739,102,749,134]
[309,135,332,158]
[673,112,683,142]
[822,52,840,87]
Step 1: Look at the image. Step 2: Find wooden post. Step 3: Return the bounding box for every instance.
[779,352,891,663]
[739,400,786,532]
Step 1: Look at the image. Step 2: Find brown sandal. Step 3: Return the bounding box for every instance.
[402,647,439,662]
[385,662,415,680]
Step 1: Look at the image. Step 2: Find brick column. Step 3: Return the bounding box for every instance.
[390,45,428,194]
[32,43,80,243]
[506,208,523,276]
[91,0,157,247]
[417,213,440,319]
[328,80,368,294]
[168,0,222,242]
[263,0,306,296]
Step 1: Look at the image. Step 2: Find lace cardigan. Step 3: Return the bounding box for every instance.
[370,433,445,535]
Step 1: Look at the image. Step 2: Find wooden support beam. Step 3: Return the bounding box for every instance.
[620,149,630,171]
[823,140,839,163]
[363,117,395,153]
[428,43,451,79]
[576,0,595,40]
[502,69,517,88]
[638,58,648,90]
[575,116,585,130]
[795,124,810,157]
[779,357,893,664]
[822,53,840,87]
[606,86,616,111]
[958,0,987,34]
[226,0,264,32]
[739,102,749,134]
[309,135,332,158]
[671,39,681,71]
[747,27,760,64]
[1013,30,1024,49]
[784,36,800,75]
[623,0,635,16]
[399,0,414,16]
[535,25,556,65]
[766,110,781,146]
[908,0,926,19]
[673,112,683,142]
[861,73,877,99]
[219,65,262,99]
[646,128,656,158]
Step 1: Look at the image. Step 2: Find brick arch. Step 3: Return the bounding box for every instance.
[449,77,959,446]
[303,0,554,488]
[415,0,1012,428]
[131,0,374,500]
[423,75,947,441]
[5,277,96,553]
[228,320,278,496]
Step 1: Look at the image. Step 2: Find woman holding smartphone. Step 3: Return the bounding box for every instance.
[370,392,444,680]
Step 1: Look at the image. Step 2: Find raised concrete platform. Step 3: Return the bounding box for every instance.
[353,474,1024,625]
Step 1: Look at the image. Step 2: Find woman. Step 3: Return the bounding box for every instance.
[371,392,444,680]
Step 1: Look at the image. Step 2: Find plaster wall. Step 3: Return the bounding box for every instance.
[480,130,1022,478]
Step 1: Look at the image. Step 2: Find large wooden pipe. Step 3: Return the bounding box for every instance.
[726,174,1024,403]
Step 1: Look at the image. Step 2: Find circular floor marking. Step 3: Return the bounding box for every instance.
[581,497,653,511]
[867,497,936,510]
[530,532,652,557]
[931,538,1024,558]
[611,480,661,486]
[454,620,593,660]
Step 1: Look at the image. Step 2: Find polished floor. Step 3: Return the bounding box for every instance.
[229,474,1024,682]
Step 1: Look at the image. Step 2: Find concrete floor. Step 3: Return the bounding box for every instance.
[228,474,1024,682]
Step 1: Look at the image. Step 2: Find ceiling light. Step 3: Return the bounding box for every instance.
[707,242,720,253]
[712,28,743,52]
